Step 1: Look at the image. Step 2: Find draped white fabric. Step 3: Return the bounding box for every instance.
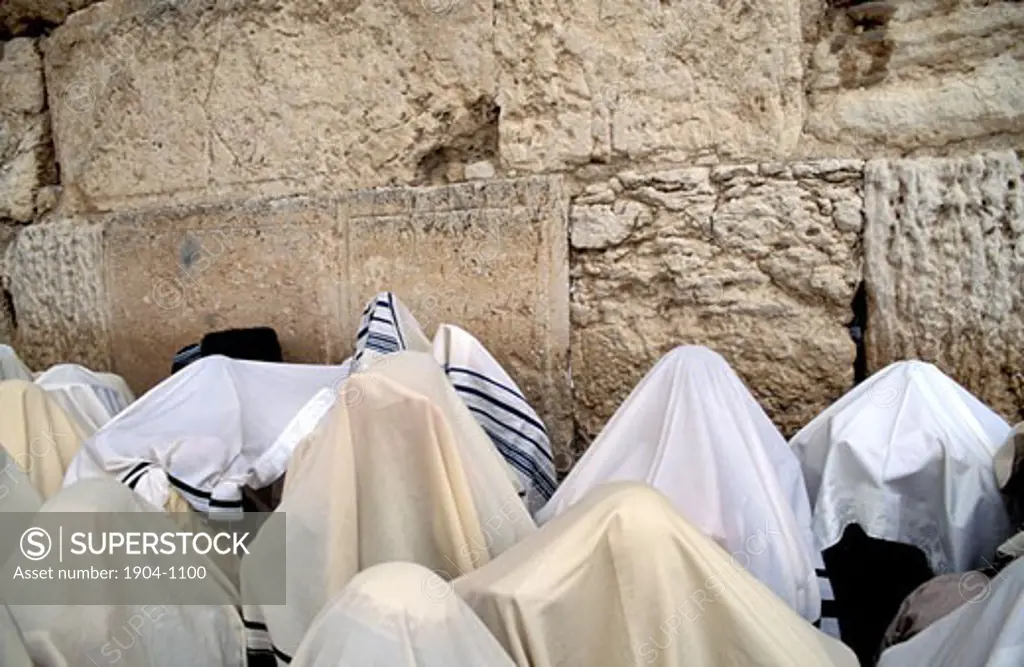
[0,603,33,667]
[0,444,42,513]
[537,346,821,622]
[433,323,556,516]
[290,562,515,667]
[241,352,534,664]
[34,363,134,435]
[4,478,245,667]
[63,355,351,517]
[457,482,857,667]
[791,360,1012,573]
[0,345,32,382]
[877,557,1024,667]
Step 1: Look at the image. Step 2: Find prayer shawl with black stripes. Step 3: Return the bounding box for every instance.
[63,355,351,519]
[354,292,432,362]
[241,352,535,666]
[433,324,557,516]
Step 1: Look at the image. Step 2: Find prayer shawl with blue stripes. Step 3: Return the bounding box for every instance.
[433,324,556,516]
[353,292,431,363]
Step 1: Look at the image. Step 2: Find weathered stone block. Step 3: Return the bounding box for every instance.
[496,0,804,172]
[1,177,571,459]
[1,38,51,222]
[865,151,1024,423]
[104,197,345,392]
[43,0,496,213]
[803,1,1024,156]
[344,175,572,463]
[4,220,111,370]
[572,161,863,447]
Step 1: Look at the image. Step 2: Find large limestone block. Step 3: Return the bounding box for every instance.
[865,151,1024,423]
[496,0,804,172]
[803,0,1024,156]
[343,176,572,463]
[4,220,111,370]
[572,161,863,447]
[104,197,345,392]
[0,38,51,222]
[1,2,100,38]
[43,0,495,213]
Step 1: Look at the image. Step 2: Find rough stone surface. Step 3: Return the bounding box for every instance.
[496,0,804,172]
[43,0,496,213]
[1,1,100,38]
[4,220,111,370]
[0,225,16,343]
[803,0,1024,156]
[572,160,863,447]
[1,38,51,222]
[3,177,572,460]
[865,151,1024,423]
[343,175,572,464]
[104,196,345,392]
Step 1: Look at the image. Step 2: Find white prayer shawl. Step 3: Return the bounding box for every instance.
[1,603,32,667]
[241,352,535,665]
[456,482,858,667]
[790,360,1012,573]
[433,323,556,516]
[877,556,1024,667]
[0,380,86,501]
[6,478,245,667]
[0,444,42,513]
[34,363,134,435]
[0,345,32,381]
[537,346,821,622]
[353,291,432,363]
[290,562,516,667]
[63,355,351,518]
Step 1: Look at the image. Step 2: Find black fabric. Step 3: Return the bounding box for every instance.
[170,327,283,375]
[200,327,283,363]
[823,524,934,667]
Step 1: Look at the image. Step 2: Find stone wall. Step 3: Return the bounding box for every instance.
[2,0,1023,465]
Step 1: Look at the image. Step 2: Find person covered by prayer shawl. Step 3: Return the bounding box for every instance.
[63,355,351,520]
[288,562,515,667]
[790,360,1013,664]
[241,351,535,665]
[456,482,857,667]
[0,444,42,513]
[433,324,557,516]
[876,557,1024,667]
[34,363,134,435]
[353,291,432,364]
[0,380,85,501]
[878,421,1024,654]
[537,346,824,625]
[352,291,551,514]
[1,478,245,667]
